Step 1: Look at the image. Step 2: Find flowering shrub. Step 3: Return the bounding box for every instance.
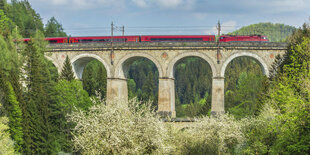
[171,114,245,154]
[67,98,171,154]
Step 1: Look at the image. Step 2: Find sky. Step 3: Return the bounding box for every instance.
[27,0,310,36]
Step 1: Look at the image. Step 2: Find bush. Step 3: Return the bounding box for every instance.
[172,114,245,154]
[236,104,279,154]
[68,98,171,154]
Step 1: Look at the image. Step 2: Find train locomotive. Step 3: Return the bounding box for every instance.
[22,35,268,44]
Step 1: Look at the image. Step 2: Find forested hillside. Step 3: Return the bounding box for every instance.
[0,0,66,38]
[228,22,296,42]
[1,0,309,153]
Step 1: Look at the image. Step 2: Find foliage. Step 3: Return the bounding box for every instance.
[22,30,55,154]
[171,114,244,154]
[0,34,20,77]
[68,99,170,154]
[176,92,210,117]
[225,57,267,118]
[53,80,92,111]
[44,16,67,37]
[82,60,107,100]
[236,104,279,154]
[47,60,59,82]
[0,103,15,155]
[0,9,14,37]
[60,56,75,81]
[4,0,44,37]
[228,22,296,42]
[127,58,159,107]
[50,80,92,153]
[3,82,23,153]
[257,23,310,154]
[174,57,212,117]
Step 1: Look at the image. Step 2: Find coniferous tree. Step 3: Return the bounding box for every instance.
[97,64,107,99]
[142,71,156,106]
[82,60,108,99]
[0,0,6,11]
[0,103,15,154]
[23,31,55,154]
[4,82,23,153]
[83,65,96,96]
[6,0,44,37]
[44,17,67,37]
[60,56,74,81]
[50,80,92,153]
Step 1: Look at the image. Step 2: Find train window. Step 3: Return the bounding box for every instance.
[49,40,58,43]
[80,39,93,42]
[150,38,203,41]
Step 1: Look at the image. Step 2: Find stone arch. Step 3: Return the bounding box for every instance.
[71,54,111,79]
[114,53,163,79]
[220,52,269,77]
[167,52,217,78]
[45,56,60,72]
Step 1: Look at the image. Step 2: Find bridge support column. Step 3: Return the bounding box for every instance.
[158,78,176,118]
[106,78,128,103]
[211,77,225,115]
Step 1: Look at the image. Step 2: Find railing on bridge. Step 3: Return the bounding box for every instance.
[47,42,288,51]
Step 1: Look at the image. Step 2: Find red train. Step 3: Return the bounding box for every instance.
[219,35,269,42]
[22,35,268,44]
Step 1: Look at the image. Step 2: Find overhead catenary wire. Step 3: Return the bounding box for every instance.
[20,24,294,37]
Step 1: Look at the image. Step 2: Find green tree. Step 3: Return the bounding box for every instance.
[82,60,107,99]
[5,0,44,37]
[83,63,96,96]
[270,37,310,154]
[0,103,15,155]
[126,58,159,107]
[229,22,296,42]
[174,57,212,117]
[3,82,23,153]
[142,71,156,106]
[0,9,14,37]
[96,64,107,99]
[47,60,59,82]
[22,30,55,154]
[44,16,67,37]
[0,0,7,11]
[251,22,310,154]
[224,57,266,118]
[60,56,74,81]
[50,80,92,153]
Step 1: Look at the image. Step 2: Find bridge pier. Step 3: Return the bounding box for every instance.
[211,77,225,115]
[106,78,128,103]
[158,78,176,118]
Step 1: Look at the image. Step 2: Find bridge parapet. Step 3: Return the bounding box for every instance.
[47,42,287,51]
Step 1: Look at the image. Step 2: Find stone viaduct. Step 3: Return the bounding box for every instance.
[45,42,287,117]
